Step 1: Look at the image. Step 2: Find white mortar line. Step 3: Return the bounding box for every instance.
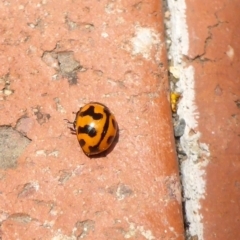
[167,0,210,239]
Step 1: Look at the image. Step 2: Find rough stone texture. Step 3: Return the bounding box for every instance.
[0,0,184,239]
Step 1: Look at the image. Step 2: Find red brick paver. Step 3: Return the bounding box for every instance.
[189,1,240,239]
[168,0,240,239]
[0,0,184,239]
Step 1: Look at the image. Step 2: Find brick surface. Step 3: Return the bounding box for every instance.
[168,0,240,239]
[0,0,184,239]
[189,1,240,239]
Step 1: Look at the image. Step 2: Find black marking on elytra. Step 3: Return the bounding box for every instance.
[112,118,116,129]
[80,105,103,120]
[78,125,97,137]
[89,102,107,108]
[98,107,110,142]
[107,135,114,145]
[88,107,111,153]
[88,126,119,158]
[88,145,100,154]
[79,139,86,147]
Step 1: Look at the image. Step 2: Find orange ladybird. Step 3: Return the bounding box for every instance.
[70,102,118,156]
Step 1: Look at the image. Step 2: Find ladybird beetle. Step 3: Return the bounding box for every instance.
[69,102,118,156]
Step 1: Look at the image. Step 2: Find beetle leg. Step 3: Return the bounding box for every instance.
[64,119,77,135]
